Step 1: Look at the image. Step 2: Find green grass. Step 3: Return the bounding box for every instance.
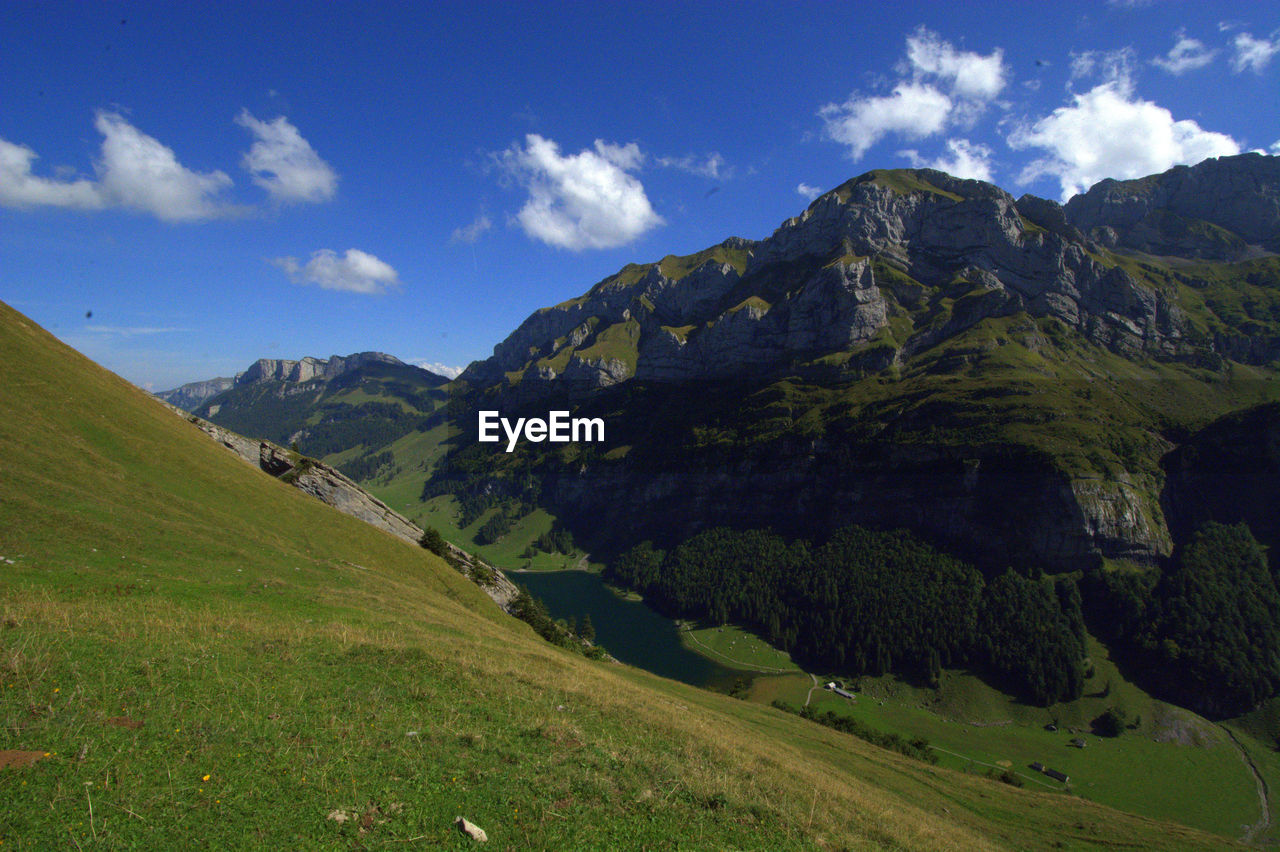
[658,242,752,280]
[744,632,1265,839]
[679,623,801,674]
[573,318,641,374]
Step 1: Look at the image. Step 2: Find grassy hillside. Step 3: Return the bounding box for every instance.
[0,306,1242,849]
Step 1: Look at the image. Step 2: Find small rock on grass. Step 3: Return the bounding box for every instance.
[455,815,487,842]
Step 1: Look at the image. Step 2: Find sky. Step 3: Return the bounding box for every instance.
[1,1,1278,390]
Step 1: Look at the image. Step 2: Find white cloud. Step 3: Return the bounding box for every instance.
[0,111,235,221]
[657,152,728,179]
[904,29,1007,101]
[821,29,1006,161]
[821,82,953,160]
[0,138,104,209]
[1069,48,1137,85]
[235,110,336,204]
[796,182,823,200]
[411,360,464,379]
[1152,31,1217,74]
[94,111,236,221]
[1272,140,1280,154]
[899,138,994,182]
[1232,32,1280,73]
[451,215,491,244]
[499,134,663,251]
[271,248,400,294]
[1009,80,1240,201]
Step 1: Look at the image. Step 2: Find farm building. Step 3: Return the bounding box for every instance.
[1044,768,1070,783]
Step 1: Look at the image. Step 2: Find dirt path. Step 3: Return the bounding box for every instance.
[1221,725,1271,844]
[804,673,820,707]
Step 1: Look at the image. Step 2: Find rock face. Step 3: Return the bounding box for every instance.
[154,377,235,411]
[237,351,409,385]
[1064,153,1280,259]
[161,399,519,612]
[465,158,1280,394]
[544,437,1168,571]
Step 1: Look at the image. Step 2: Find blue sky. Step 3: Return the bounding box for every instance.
[1,0,1277,389]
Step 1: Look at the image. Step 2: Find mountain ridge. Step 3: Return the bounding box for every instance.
[461,157,1279,399]
[156,350,449,411]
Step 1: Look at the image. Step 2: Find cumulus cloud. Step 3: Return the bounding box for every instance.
[451,215,491,244]
[657,152,729,179]
[0,138,104,210]
[1232,32,1280,73]
[903,29,1007,101]
[1009,79,1240,200]
[796,182,823,200]
[0,111,236,221]
[1152,31,1217,74]
[235,110,337,204]
[499,134,663,251]
[821,29,1006,161]
[271,248,400,294]
[94,111,236,221]
[821,82,952,160]
[899,138,994,182]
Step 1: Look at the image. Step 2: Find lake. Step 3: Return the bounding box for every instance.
[514,570,742,689]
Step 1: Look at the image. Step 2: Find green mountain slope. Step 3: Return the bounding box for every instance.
[2,299,1238,848]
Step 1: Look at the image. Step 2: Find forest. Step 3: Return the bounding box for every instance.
[607,525,1087,705]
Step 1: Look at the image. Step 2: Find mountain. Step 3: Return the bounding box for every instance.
[443,154,1278,565]
[166,351,452,484]
[153,375,235,410]
[400,155,1280,718]
[4,300,1236,849]
[463,155,1280,395]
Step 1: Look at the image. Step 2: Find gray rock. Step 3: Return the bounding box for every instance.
[455,816,487,842]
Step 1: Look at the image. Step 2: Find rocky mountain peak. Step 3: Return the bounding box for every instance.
[237,351,407,385]
[467,156,1280,395]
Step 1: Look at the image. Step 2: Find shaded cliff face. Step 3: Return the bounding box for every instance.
[1161,402,1280,564]
[545,437,1163,572]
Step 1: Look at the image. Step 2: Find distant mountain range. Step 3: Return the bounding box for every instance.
[156,351,447,411]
